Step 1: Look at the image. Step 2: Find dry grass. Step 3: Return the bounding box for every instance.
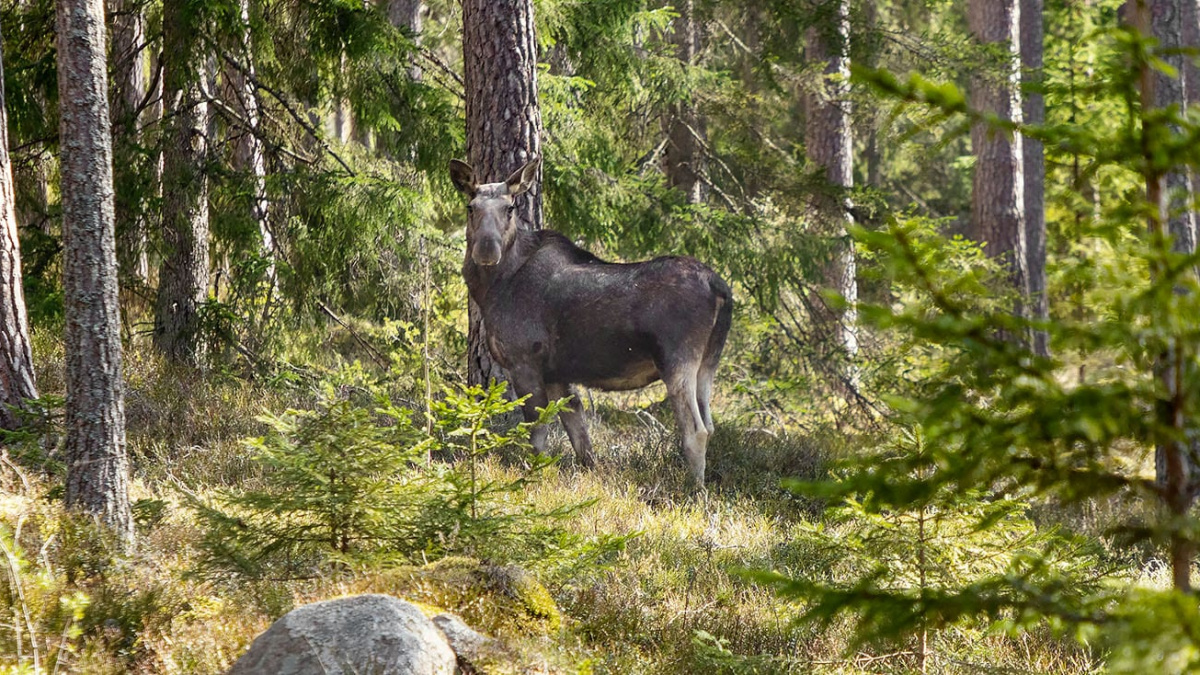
[0,335,1103,674]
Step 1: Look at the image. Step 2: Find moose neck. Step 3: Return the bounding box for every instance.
[464,226,539,306]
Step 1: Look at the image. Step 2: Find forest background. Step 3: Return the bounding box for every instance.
[1,0,1199,673]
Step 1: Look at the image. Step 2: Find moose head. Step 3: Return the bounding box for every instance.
[449,158,540,267]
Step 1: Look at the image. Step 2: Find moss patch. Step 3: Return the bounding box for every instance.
[354,556,563,636]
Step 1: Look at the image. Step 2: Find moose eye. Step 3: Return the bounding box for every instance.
[507,205,515,215]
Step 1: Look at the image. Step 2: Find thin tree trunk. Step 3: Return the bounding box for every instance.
[666,0,708,204]
[1022,0,1049,356]
[969,0,1029,323]
[227,0,275,288]
[461,0,543,387]
[805,0,859,363]
[56,0,134,546]
[0,39,37,431]
[110,0,149,283]
[1132,0,1194,592]
[1146,0,1200,555]
[388,0,423,80]
[154,0,211,365]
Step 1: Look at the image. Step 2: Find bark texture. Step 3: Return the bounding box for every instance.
[666,0,708,204]
[805,0,858,361]
[56,0,134,545]
[1022,0,1049,356]
[1154,0,1196,254]
[969,0,1029,317]
[1147,0,1200,530]
[461,0,543,387]
[110,0,149,282]
[0,42,38,431]
[155,0,211,365]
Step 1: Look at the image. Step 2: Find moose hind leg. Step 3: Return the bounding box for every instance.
[547,382,595,468]
[664,364,709,486]
[698,295,732,436]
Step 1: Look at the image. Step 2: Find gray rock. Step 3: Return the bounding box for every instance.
[227,594,456,675]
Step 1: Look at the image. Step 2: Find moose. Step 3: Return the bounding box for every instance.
[450,157,732,485]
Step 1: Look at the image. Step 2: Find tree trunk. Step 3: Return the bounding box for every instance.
[805,0,859,363]
[388,0,423,80]
[1154,0,1196,254]
[110,0,149,283]
[56,0,134,546]
[461,0,543,387]
[154,0,211,365]
[1185,0,1200,202]
[227,0,275,288]
[969,0,1029,322]
[1130,0,1195,592]
[666,0,708,204]
[1022,0,1049,357]
[0,40,38,431]
[1147,0,1200,530]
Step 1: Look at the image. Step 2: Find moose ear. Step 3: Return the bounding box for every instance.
[449,159,476,196]
[505,158,541,196]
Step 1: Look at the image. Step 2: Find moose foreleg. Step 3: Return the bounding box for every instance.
[547,382,595,468]
[509,367,550,454]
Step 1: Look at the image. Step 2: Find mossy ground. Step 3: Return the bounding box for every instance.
[0,332,1102,674]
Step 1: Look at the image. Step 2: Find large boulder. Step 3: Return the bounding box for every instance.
[227,594,456,675]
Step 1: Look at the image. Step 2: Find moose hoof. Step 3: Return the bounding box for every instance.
[575,449,597,469]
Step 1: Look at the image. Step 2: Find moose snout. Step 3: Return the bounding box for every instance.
[472,238,503,266]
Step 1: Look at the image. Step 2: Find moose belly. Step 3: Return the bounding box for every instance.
[548,350,660,392]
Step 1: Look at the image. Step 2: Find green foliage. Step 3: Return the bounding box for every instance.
[754,10,1200,671]
[192,377,608,578]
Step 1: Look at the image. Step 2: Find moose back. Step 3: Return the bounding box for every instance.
[450,158,731,484]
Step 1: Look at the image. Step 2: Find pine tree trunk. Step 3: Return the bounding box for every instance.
[666,0,708,204]
[461,0,543,387]
[1131,0,1195,591]
[110,0,149,283]
[1148,0,1200,512]
[1185,0,1200,203]
[56,0,134,546]
[0,41,38,431]
[969,0,1029,321]
[155,0,211,365]
[805,0,859,363]
[1154,0,1196,254]
[388,0,423,80]
[227,0,275,288]
[1022,0,1049,357]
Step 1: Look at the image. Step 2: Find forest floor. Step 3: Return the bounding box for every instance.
[0,331,1107,674]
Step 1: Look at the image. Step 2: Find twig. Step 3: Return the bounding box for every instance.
[317,301,391,370]
[205,36,356,176]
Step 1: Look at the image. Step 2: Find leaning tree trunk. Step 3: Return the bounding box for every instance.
[56,0,134,546]
[969,0,1029,323]
[666,0,708,204]
[0,38,37,431]
[154,0,211,365]
[805,0,859,364]
[461,0,543,387]
[1022,0,1049,357]
[109,0,149,284]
